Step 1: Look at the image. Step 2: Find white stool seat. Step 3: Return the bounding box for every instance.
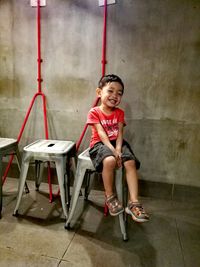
[65,148,128,241]
[0,138,18,148]
[13,139,76,219]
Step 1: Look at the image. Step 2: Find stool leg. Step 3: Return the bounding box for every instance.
[35,160,44,191]
[84,170,91,200]
[15,147,29,194]
[55,157,68,218]
[35,160,40,190]
[70,157,76,176]
[65,155,72,208]
[65,159,86,229]
[0,156,3,218]
[67,156,77,205]
[13,157,30,216]
[115,168,128,241]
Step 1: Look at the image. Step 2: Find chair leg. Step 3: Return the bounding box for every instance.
[64,156,73,211]
[115,168,128,241]
[65,160,86,229]
[85,170,96,201]
[55,157,68,219]
[35,160,44,191]
[84,170,91,200]
[13,159,30,216]
[15,148,29,193]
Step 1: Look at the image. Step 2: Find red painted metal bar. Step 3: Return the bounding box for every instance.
[3,1,52,201]
[2,92,50,183]
[101,0,107,77]
[3,93,41,185]
[37,0,42,92]
[75,96,100,151]
[76,0,108,152]
[41,93,49,139]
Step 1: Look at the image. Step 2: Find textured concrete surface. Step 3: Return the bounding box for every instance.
[1,178,200,267]
[0,0,199,187]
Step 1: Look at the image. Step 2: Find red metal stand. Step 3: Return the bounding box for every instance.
[3,0,53,202]
[76,0,108,152]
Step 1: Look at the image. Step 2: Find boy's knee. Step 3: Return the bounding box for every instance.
[103,156,116,168]
[124,159,136,169]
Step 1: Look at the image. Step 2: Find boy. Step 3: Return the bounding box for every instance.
[87,74,149,222]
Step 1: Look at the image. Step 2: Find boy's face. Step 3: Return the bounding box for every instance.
[96,81,123,109]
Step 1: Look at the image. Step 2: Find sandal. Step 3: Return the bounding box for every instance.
[125,202,149,222]
[106,194,124,216]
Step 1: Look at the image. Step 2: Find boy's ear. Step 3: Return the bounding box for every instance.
[96,87,102,97]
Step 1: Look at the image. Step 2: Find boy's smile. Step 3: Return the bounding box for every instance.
[97,81,123,113]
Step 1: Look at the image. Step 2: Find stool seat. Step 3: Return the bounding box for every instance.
[24,139,75,154]
[0,138,22,218]
[0,138,18,149]
[65,148,128,241]
[13,139,76,220]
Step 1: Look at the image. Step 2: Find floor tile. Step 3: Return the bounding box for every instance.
[63,195,184,267]
[1,178,200,267]
[0,247,59,267]
[176,219,200,267]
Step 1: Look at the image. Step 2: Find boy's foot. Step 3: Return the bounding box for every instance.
[106,194,124,216]
[125,202,149,222]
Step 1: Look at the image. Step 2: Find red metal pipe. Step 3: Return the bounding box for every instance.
[17,93,40,142]
[76,96,100,151]
[76,1,107,151]
[37,0,42,92]
[2,154,14,185]
[3,1,52,200]
[41,93,49,139]
[2,92,50,184]
[101,0,107,76]
[3,92,40,184]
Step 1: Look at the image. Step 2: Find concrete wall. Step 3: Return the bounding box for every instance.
[0,0,199,187]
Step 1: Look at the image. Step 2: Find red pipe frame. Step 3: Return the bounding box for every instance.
[101,0,107,77]
[3,0,108,199]
[76,0,108,151]
[3,0,53,202]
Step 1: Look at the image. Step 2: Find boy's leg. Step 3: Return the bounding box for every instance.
[102,156,124,216]
[102,156,116,197]
[123,159,139,202]
[124,159,149,222]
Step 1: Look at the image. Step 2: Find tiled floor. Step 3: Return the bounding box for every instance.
[1,178,200,267]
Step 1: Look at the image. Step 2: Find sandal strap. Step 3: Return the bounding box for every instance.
[128,202,145,213]
[106,194,122,210]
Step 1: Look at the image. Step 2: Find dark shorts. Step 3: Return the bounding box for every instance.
[89,140,140,173]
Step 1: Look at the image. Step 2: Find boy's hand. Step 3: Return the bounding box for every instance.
[116,154,122,168]
[115,150,122,168]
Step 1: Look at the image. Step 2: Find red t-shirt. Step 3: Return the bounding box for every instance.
[87,106,126,147]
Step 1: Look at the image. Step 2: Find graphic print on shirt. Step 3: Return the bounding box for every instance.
[101,117,119,139]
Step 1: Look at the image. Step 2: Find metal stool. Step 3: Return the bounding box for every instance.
[13,139,76,219]
[65,148,128,241]
[0,138,29,218]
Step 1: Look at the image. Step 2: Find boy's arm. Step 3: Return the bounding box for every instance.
[94,123,117,156]
[115,122,124,154]
[115,122,124,168]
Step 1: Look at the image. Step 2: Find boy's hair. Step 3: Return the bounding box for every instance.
[98,74,124,92]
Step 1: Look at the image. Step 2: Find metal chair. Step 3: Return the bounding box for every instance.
[13,139,76,220]
[0,138,29,218]
[65,148,128,241]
